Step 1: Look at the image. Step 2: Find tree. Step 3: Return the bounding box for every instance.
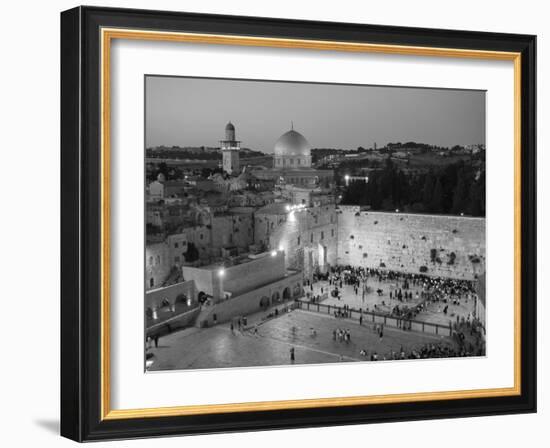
[422,171,434,210]
[183,242,199,262]
[451,169,468,214]
[430,177,444,212]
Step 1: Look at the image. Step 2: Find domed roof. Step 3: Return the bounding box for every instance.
[225,122,235,131]
[274,129,311,157]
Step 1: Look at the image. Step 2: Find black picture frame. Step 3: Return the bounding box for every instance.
[61,5,536,442]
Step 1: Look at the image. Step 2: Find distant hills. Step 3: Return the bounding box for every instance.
[146,146,266,160]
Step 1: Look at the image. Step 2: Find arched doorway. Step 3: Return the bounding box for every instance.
[175,293,190,311]
[271,291,280,303]
[259,296,270,309]
[283,287,291,300]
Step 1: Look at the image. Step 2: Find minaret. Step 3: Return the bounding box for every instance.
[220,122,241,175]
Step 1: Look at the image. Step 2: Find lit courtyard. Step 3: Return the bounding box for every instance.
[309,278,476,327]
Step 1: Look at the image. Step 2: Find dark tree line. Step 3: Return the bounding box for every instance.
[341,158,485,216]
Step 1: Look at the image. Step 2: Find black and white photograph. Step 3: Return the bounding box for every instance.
[144,76,487,371]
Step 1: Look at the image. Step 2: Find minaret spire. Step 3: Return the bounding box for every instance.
[291,120,294,130]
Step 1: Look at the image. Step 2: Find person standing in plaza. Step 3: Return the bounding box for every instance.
[290,347,295,363]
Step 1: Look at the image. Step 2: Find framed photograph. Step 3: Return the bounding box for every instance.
[60,6,536,441]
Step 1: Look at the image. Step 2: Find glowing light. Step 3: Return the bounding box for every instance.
[344,174,350,186]
[278,245,284,251]
[289,211,296,222]
[286,203,306,213]
[218,268,225,277]
[271,250,277,257]
[460,212,464,216]
[395,209,399,213]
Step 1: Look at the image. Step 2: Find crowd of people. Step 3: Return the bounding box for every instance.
[313,265,479,324]
[332,328,352,343]
[358,341,479,361]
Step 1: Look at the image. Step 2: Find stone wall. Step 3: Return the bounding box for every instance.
[181,266,220,299]
[195,271,303,327]
[181,252,287,301]
[145,280,197,310]
[337,207,485,280]
[220,252,286,297]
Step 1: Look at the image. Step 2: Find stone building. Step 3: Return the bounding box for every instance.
[254,202,338,279]
[145,242,171,290]
[148,173,187,199]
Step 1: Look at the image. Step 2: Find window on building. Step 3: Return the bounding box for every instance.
[175,256,180,263]
[331,228,335,237]
[149,277,154,288]
[297,236,301,246]
[200,234,203,240]
[156,255,161,265]
[310,233,313,243]
[174,242,179,248]
[148,256,153,266]
[321,231,324,240]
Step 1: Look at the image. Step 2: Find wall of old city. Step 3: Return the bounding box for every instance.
[337,207,486,280]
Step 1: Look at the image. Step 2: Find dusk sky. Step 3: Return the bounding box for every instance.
[145,76,485,152]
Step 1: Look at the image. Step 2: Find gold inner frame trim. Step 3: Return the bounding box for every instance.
[100,27,522,421]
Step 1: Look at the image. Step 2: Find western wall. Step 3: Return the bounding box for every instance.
[336,207,486,280]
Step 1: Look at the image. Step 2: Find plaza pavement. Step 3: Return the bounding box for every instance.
[147,307,453,371]
[147,276,477,371]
